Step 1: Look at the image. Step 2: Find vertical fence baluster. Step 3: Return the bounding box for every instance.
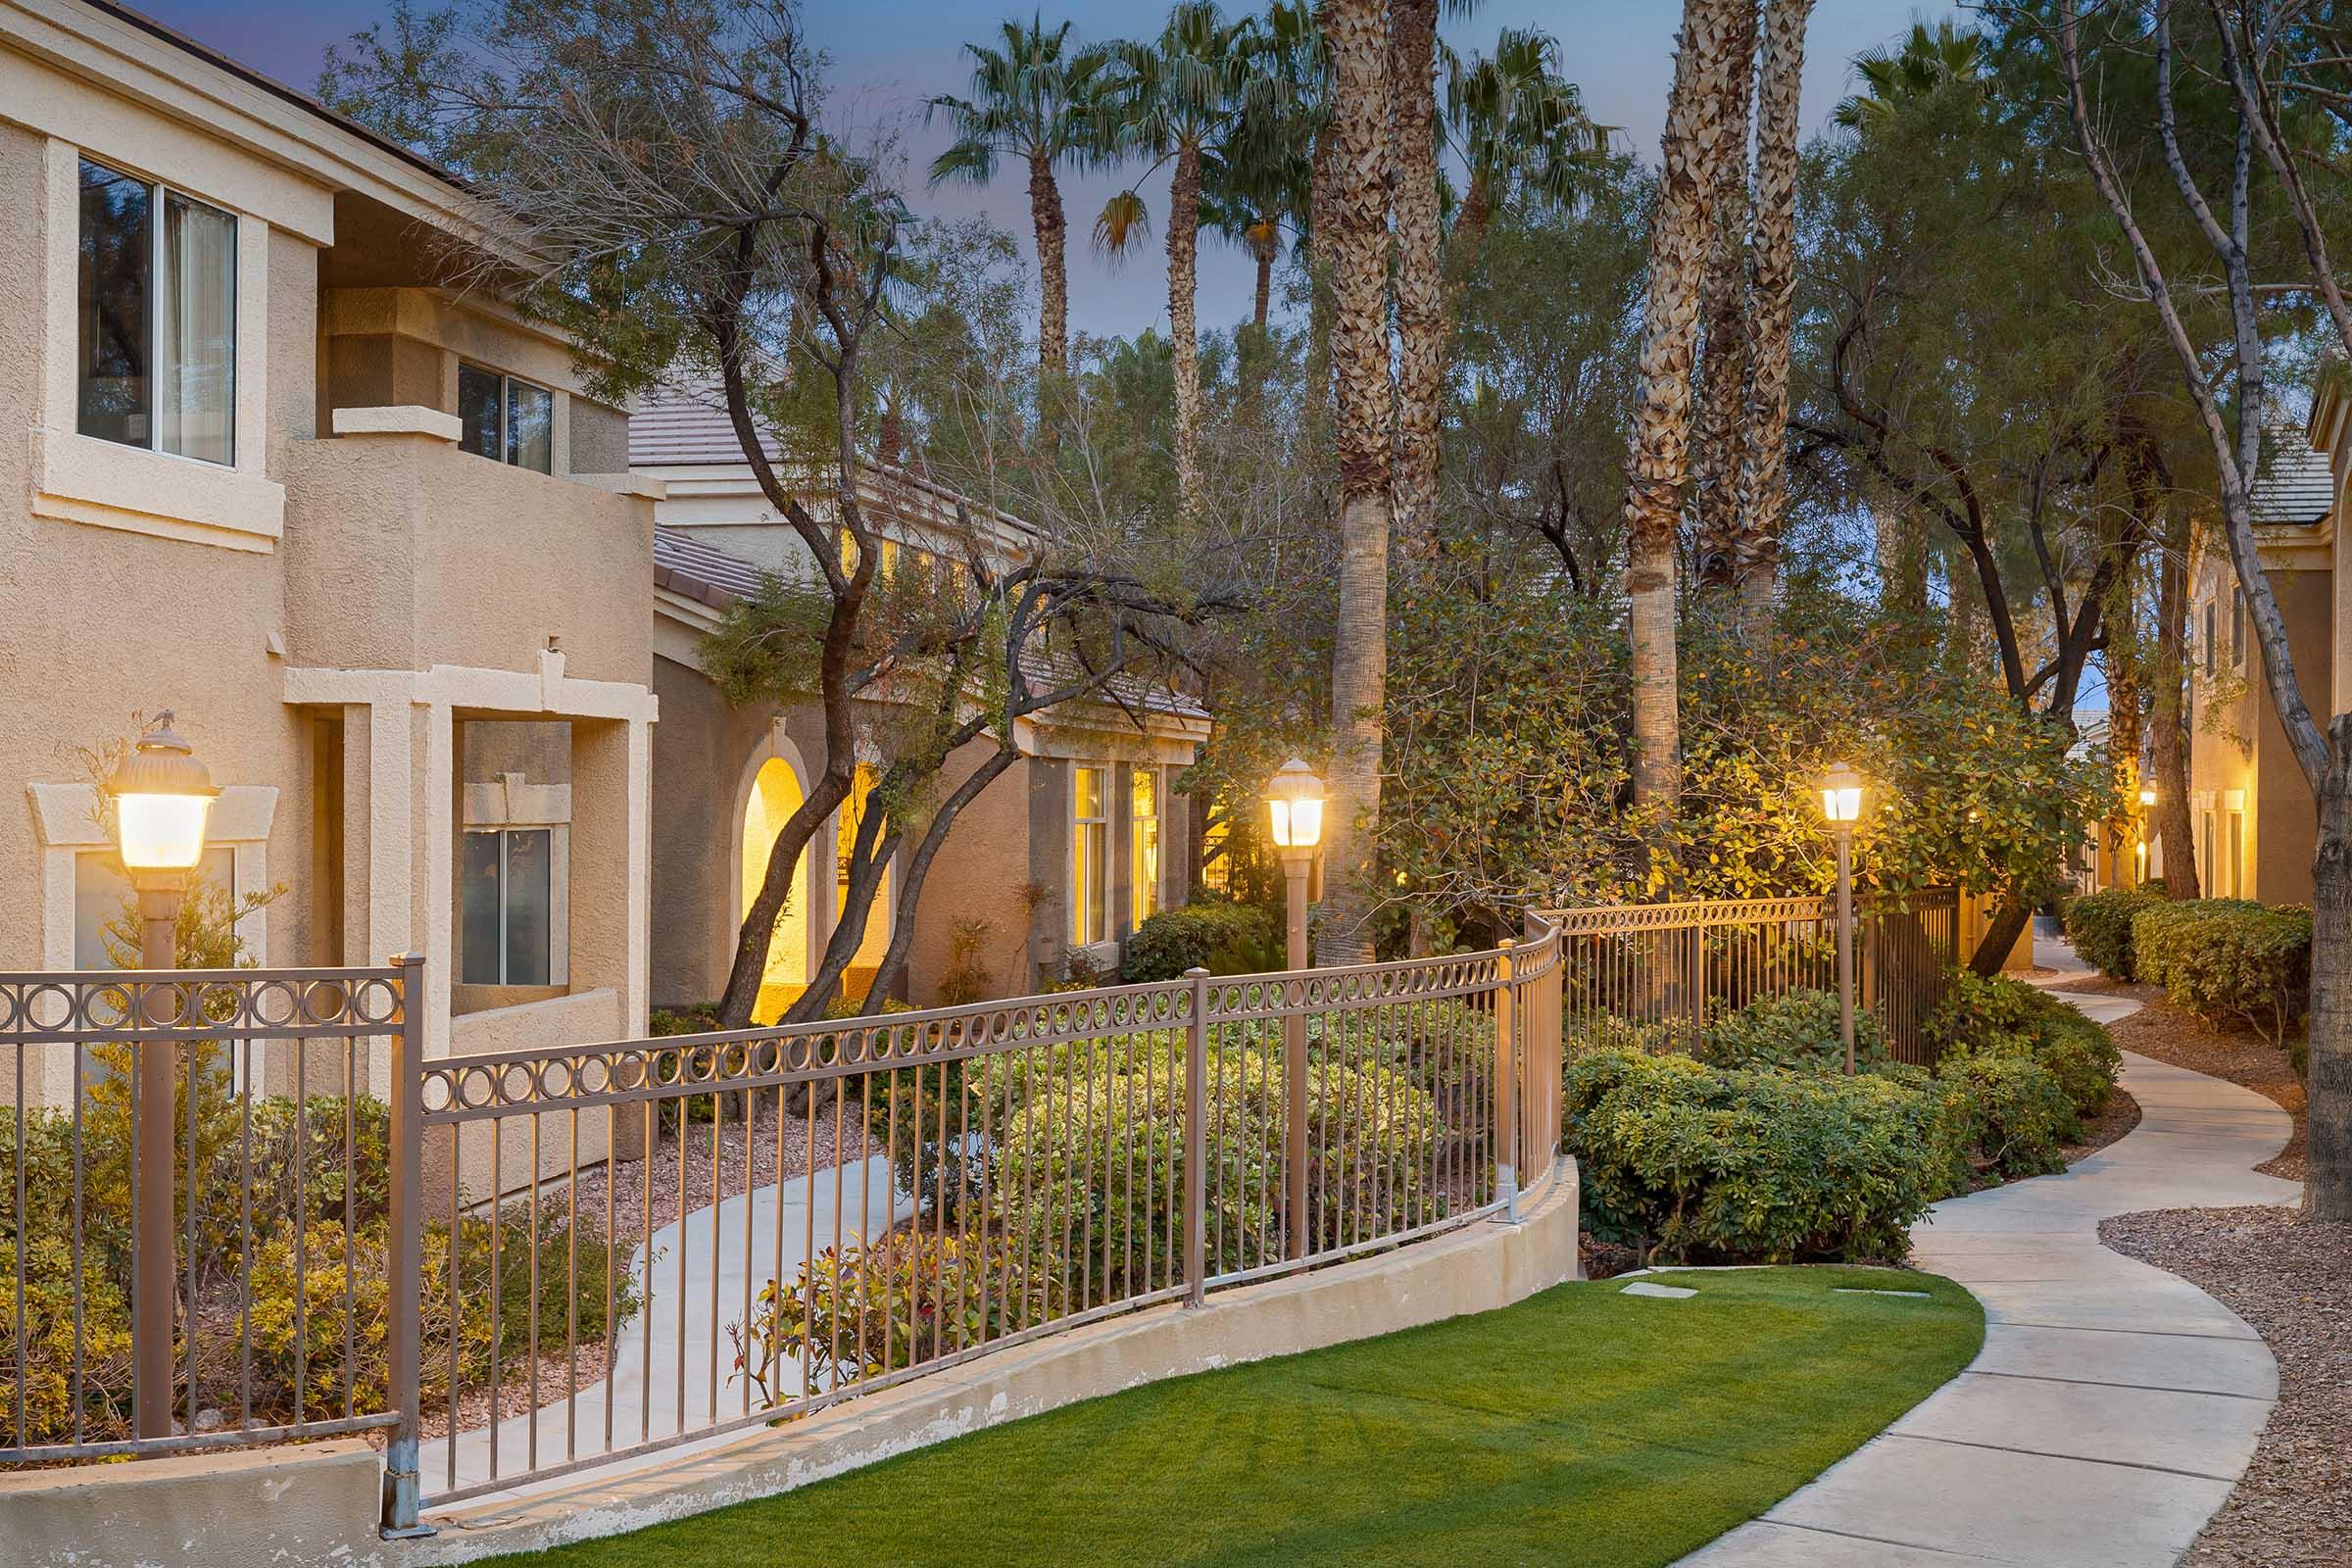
[381,952,426,1536]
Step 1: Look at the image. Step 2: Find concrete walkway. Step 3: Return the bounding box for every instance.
[1683,978,2301,1567]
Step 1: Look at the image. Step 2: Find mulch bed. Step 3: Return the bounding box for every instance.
[2101,1206,2352,1567]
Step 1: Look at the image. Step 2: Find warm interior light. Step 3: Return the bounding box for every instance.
[1820,760,1865,825]
[1265,759,1325,851]
[106,714,218,871]
[2138,786,2158,808]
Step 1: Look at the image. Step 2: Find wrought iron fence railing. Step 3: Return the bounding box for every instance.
[1536,889,1960,1065]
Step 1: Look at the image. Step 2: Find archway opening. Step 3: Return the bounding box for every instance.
[741,757,810,1024]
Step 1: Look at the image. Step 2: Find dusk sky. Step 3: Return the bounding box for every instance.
[141,1,1960,340]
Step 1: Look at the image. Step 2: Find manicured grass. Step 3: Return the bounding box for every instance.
[492,1266,1983,1568]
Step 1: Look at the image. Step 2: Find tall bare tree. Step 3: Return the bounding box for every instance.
[1319,0,1394,963]
[1731,0,1816,633]
[1623,0,1748,811]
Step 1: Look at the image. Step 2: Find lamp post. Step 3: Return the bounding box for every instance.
[2137,785,2157,887]
[105,713,218,1442]
[1820,760,1865,1076]
[1265,759,1323,1260]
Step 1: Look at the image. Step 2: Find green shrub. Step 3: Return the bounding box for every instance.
[1936,1052,2076,1178]
[995,1046,1439,1303]
[1561,1051,1962,1265]
[2133,901,2313,1045]
[1699,988,1889,1075]
[1925,971,2120,1118]
[2062,884,2171,979]
[1119,901,1283,982]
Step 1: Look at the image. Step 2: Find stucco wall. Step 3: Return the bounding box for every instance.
[570,397,631,474]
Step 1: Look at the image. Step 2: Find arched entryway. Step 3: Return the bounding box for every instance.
[741,756,811,1023]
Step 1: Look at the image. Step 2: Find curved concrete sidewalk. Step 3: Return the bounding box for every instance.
[1684,996,2301,1567]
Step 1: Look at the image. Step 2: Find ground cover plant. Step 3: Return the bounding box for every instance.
[485,1267,1984,1568]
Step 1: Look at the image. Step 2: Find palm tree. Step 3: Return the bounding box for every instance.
[1318,0,1392,964]
[1732,0,1818,635]
[1094,3,1271,516]
[928,18,1112,429]
[1690,0,1760,591]
[1834,19,1984,129]
[1442,27,1606,278]
[1392,0,1446,561]
[1623,0,1749,813]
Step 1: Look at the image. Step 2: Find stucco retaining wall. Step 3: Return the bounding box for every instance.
[0,1162,1577,1568]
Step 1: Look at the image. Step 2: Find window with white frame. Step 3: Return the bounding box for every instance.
[77,158,236,466]
[2231,585,2245,668]
[461,827,555,984]
[1070,765,1108,948]
[457,363,554,474]
[1131,766,1162,927]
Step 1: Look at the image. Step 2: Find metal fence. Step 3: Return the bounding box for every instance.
[1539,889,1959,1065]
[394,926,1563,1515]
[0,959,417,1463]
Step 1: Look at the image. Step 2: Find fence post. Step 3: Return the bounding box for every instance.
[1494,939,1520,1225]
[1183,967,1208,1308]
[380,952,432,1539]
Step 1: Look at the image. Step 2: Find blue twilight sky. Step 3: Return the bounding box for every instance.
[138,1,1959,340]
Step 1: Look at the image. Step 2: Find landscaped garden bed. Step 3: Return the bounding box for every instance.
[474,1265,1984,1568]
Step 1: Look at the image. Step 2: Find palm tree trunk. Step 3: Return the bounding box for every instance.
[1624,0,1746,811]
[2151,499,2199,895]
[1169,139,1204,516]
[1253,248,1273,328]
[1320,0,1393,966]
[1690,0,1758,591]
[1733,0,1815,637]
[1030,147,1069,450]
[1448,173,1492,282]
[2106,566,2142,887]
[1391,0,1445,562]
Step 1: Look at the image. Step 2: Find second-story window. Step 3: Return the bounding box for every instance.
[458,364,554,474]
[77,158,236,466]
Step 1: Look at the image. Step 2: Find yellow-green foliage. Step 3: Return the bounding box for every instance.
[2060,884,2171,980]
[2133,900,2312,1045]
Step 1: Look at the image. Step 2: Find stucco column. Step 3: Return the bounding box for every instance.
[568,714,649,1037]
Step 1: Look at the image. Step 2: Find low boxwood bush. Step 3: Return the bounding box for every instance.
[2061,884,2171,980]
[1699,988,1889,1075]
[1562,1050,1962,1265]
[2133,900,2313,1045]
[1119,901,1283,982]
[1925,971,2120,1119]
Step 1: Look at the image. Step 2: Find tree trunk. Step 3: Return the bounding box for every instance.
[2105,562,2143,889]
[1030,148,1069,454]
[2313,723,2352,1220]
[1623,0,1745,810]
[1448,173,1492,283]
[1690,0,1758,590]
[1970,898,2032,977]
[1734,0,1813,636]
[1320,0,1394,966]
[1168,139,1203,517]
[1252,246,1273,329]
[2150,500,2199,895]
[1390,0,1445,562]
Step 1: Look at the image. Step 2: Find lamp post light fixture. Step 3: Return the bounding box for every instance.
[1819,760,1865,1076]
[104,712,219,1442]
[2136,785,2157,887]
[1264,759,1323,1261]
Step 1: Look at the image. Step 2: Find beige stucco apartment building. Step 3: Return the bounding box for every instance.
[1,0,660,1106]
[2183,424,2340,906]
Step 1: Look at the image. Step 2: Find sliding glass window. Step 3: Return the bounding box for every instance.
[77,158,235,466]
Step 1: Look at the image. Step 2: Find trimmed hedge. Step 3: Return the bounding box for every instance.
[2062,884,2171,980]
[1119,901,1284,982]
[2133,900,2313,1045]
[1562,1050,1962,1265]
[1699,988,1889,1075]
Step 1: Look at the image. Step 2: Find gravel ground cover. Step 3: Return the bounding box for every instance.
[2101,1205,2352,1568]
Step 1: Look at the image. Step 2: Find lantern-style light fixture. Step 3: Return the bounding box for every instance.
[1266,759,1325,851]
[106,713,219,871]
[2139,785,2158,808]
[1819,760,1865,826]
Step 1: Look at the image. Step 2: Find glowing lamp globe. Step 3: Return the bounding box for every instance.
[2138,786,2158,808]
[1266,759,1325,851]
[106,715,219,871]
[1819,760,1865,826]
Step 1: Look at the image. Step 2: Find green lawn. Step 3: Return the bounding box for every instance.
[493,1266,1982,1568]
